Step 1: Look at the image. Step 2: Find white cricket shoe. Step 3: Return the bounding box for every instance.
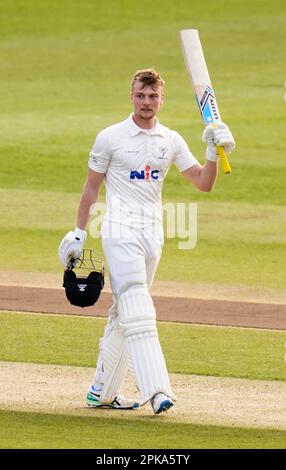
[86,387,139,410]
[151,393,174,414]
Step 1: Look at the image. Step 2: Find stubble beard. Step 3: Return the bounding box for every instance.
[139,109,155,121]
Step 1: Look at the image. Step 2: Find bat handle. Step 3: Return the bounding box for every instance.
[217,146,232,174]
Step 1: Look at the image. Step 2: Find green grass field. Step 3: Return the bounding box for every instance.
[1,312,285,381]
[1,410,286,449]
[0,0,285,289]
[0,0,285,450]
[0,311,285,449]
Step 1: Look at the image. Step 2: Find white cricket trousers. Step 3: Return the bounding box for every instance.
[92,220,164,390]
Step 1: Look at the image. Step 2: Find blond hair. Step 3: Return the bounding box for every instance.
[131,68,165,90]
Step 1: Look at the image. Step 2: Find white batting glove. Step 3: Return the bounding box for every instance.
[58,227,87,268]
[202,122,235,162]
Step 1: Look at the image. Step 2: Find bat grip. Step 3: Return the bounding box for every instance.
[217,146,232,174]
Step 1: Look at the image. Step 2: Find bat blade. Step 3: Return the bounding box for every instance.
[180,29,231,174]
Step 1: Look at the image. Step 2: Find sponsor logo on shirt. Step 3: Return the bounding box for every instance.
[130,165,159,181]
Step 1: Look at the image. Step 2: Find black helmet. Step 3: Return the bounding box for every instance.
[63,249,104,308]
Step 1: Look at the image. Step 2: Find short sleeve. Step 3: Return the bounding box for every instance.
[88,130,111,173]
[172,131,199,172]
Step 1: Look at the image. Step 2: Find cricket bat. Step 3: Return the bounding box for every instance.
[180,29,232,174]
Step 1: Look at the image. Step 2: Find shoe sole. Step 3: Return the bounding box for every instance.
[86,392,140,410]
[155,400,174,414]
[87,400,139,410]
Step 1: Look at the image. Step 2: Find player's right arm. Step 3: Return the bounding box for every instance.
[58,170,105,268]
[77,169,105,230]
[58,129,110,268]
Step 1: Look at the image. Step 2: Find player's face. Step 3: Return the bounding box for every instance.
[131,81,164,123]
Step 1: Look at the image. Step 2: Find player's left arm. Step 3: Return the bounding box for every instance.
[181,122,235,192]
[182,160,217,192]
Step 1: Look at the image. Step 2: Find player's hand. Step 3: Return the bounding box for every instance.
[58,227,87,268]
[202,123,235,162]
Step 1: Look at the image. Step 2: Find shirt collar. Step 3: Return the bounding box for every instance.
[127,114,165,137]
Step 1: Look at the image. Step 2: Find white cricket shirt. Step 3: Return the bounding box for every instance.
[88,114,199,227]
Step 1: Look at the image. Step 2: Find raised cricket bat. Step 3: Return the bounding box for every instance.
[180,29,231,174]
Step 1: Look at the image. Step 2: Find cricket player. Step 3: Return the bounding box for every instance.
[58,69,235,414]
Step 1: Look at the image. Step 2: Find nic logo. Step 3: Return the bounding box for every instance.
[130,165,159,181]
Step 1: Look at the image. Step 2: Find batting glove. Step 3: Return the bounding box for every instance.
[58,227,87,268]
[202,122,235,162]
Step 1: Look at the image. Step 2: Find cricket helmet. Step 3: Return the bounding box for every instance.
[63,249,104,308]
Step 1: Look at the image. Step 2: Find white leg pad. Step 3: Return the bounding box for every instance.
[98,316,129,404]
[118,286,176,405]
